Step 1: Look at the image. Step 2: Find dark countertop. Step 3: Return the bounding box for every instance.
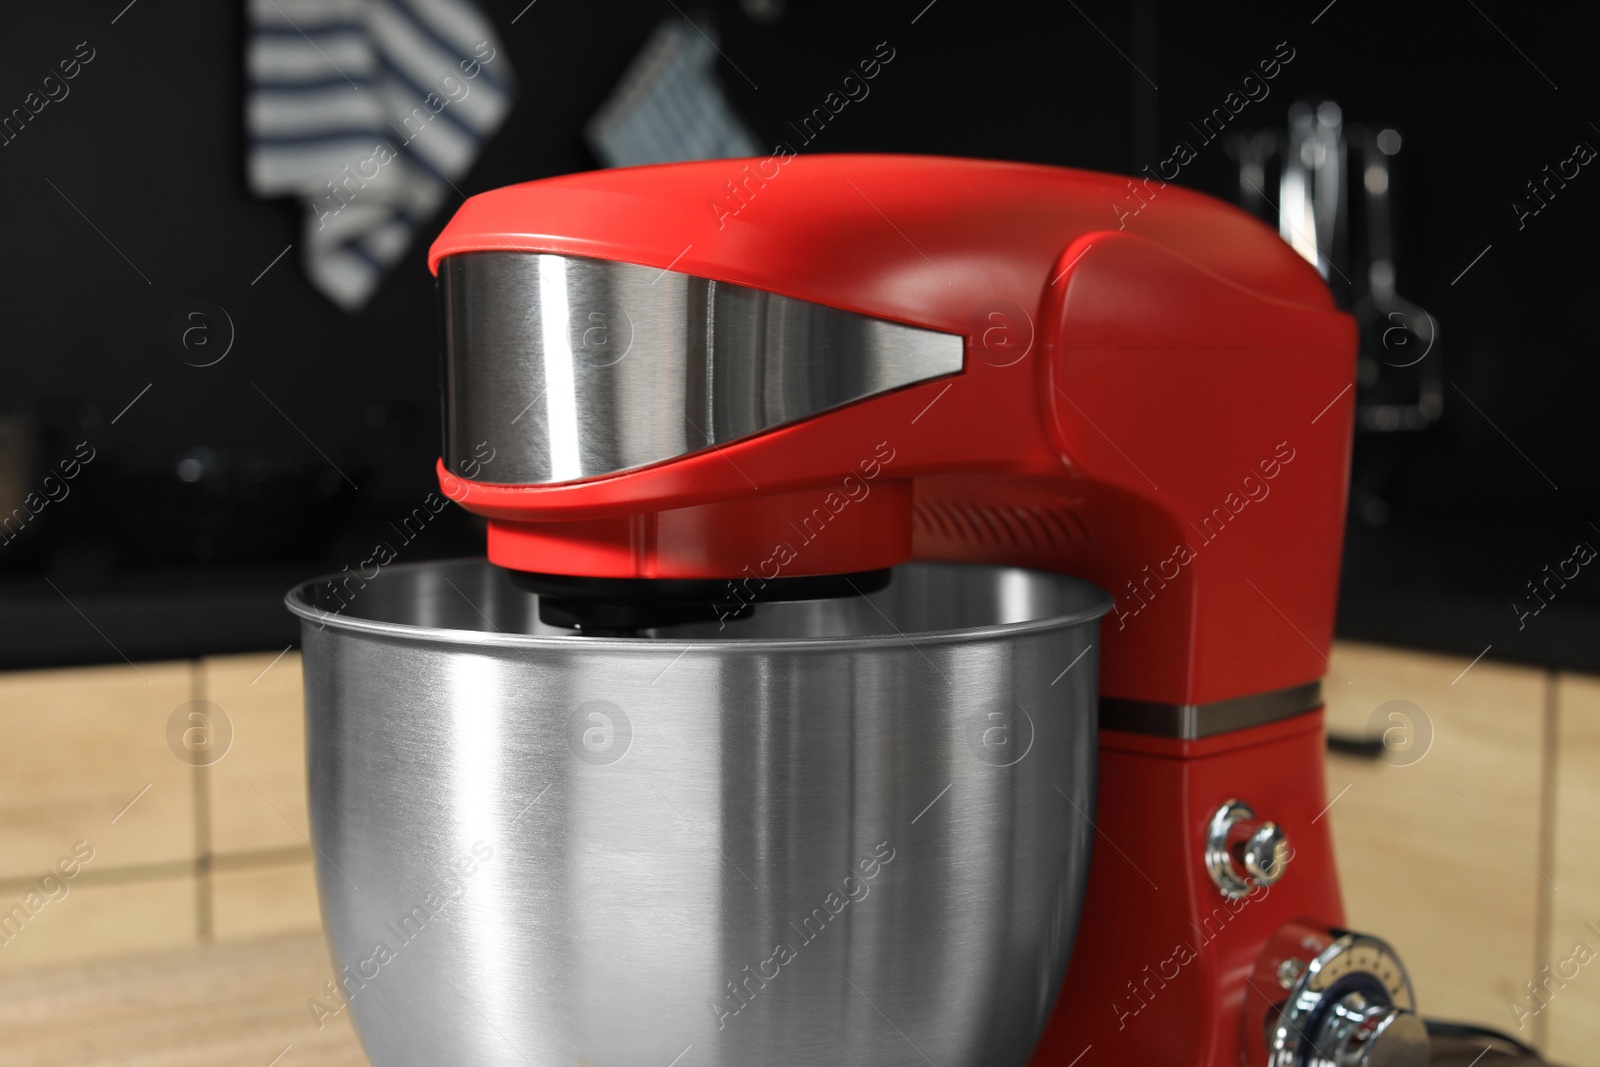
[6,563,1600,677]
[0,485,487,672]
[1338,583,1600,673]
[0,563,307,671]
[1336,502,1600,674]
[4,501,1597,676]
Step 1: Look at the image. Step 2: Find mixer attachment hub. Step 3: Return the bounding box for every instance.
[509,567,893,634]
[1246,922,1428,1067]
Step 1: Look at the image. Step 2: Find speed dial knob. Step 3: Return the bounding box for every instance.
[1243,920,1430,1067]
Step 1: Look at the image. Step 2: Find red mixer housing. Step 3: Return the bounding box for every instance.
[428,155,1359,1065]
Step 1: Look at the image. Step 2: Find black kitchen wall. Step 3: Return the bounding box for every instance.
[1,1,1595,666]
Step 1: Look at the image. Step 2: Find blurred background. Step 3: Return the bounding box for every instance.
[0,0,1595,1063]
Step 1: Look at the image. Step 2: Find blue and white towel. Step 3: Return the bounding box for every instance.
[586,16,759,169]
[246,0,515,311]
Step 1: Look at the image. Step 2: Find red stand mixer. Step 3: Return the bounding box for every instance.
[290,154,1429,1066]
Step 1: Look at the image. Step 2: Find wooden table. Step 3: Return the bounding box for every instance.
[0,932,1548,1066]
[0,933,366,1067]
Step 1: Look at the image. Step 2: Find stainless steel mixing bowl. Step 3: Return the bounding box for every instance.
[286,558,1109,1067]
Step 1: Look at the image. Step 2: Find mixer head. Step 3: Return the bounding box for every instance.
[438,245,945,631]
[429,154,1356,707]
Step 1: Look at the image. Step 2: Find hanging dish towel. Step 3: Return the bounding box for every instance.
[246,0,514,311]
[586,16,759,168]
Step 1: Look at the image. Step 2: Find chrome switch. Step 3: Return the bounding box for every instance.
[1206,798,1291,899]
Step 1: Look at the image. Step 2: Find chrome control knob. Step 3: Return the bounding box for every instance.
[1245,922,1430,1067]
[1206,799,1290,898]
[1242,820,1291,884]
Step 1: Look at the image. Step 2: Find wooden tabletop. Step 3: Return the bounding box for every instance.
[0,933,367,1067]
[0,933,1549,1066]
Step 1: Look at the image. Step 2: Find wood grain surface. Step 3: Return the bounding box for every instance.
[0,933,366,1067]
[0,930,1553,1065]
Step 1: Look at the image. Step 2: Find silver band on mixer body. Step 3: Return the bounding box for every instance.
[286,559,1109,1066]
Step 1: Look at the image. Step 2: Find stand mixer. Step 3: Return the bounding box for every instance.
[288,154,1430,1066]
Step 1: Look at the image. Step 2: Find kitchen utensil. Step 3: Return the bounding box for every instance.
[289,558,1106,1065]
[292,154,1428,1066]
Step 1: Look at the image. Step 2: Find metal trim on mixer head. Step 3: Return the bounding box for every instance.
[439,251,966,485]
[1099,680,1324,739]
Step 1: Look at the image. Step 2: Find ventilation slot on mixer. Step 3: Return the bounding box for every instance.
[912,500,1088,551]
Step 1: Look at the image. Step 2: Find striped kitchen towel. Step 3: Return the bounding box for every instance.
[246,0,515,311]
[586,16,759,169]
